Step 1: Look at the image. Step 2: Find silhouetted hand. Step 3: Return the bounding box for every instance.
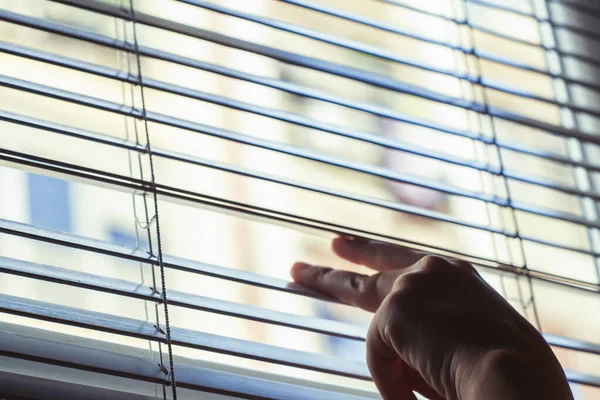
[291,237,573,400]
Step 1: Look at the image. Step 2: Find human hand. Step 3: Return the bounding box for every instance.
[291,237,573,400]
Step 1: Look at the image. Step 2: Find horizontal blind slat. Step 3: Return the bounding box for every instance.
[6,146,600,270]
[544,333,600,356]
[0,330,369,399]
[178,0,600,113]
[380,0,600,41]
[549,0,600,17]
[4,70,600,230]
[174,0,600,72]
[1,254,598,357]
[0,217,341,301]
[1,200,599,297]
[0,74,507,204]
[4,107,600,235]
[3,142,600,280]
[0,371,159,400]
[1,110,511,234]
[0,42,495,172]
[31,0,600,147]
[6,68,600,227]
[0,330,167,384]
[4,7,600,176]
[563,370,600,389]
[0,293,372,379]
[6,38,600,188]
[0,255,365,341]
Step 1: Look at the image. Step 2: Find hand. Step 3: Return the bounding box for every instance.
[291,237,573,400]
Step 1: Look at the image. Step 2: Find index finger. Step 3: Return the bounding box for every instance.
[291,262,391,312]
[332,237,426,272]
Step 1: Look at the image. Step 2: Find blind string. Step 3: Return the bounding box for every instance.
[461,0,543,329]
[450,0,519,307]
[449,2,524,307]
[115,5,164,398]
[115,1,150,353]
[466,3,541,325]
[128,0,178,397]
[540,0,600,283]
[119,10,168,382]
[450,0,523,305]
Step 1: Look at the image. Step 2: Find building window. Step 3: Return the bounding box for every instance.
[27,173,72,233]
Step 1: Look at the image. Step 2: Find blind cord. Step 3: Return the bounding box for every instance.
[450,3,507,288]
[461,0,543,330]
[118,8,166,398]
[128,1,178,397]
[114,10,158,398]
[540,0,600,283]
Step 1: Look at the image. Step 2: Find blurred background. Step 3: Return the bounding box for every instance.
[0,0,599,398]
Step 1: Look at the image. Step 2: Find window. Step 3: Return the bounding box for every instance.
[0,0,599,399]
[27,173,72,232]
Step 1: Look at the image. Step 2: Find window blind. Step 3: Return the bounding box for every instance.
[0,0,599,398]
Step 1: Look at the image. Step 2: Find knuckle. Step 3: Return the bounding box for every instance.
[313,267,333,283]
[348,273,365,292]
[392,272,423,294]
[386,289,409,307]
[360,273,380,295]
[418,255,448,274]
[355,274,382,310]
[452,259,476,274]
[382,291,410,326]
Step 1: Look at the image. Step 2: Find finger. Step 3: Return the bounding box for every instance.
[367,312,417,400]
[291,262,387,312]
[332,237,425,272]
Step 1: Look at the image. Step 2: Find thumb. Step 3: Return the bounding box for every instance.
[367,314,417,400]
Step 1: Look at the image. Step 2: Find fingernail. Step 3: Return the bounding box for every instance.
[338,234,355,240]
[291,262,313,281]
[292,262,312,274]
[336,235,368,243]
